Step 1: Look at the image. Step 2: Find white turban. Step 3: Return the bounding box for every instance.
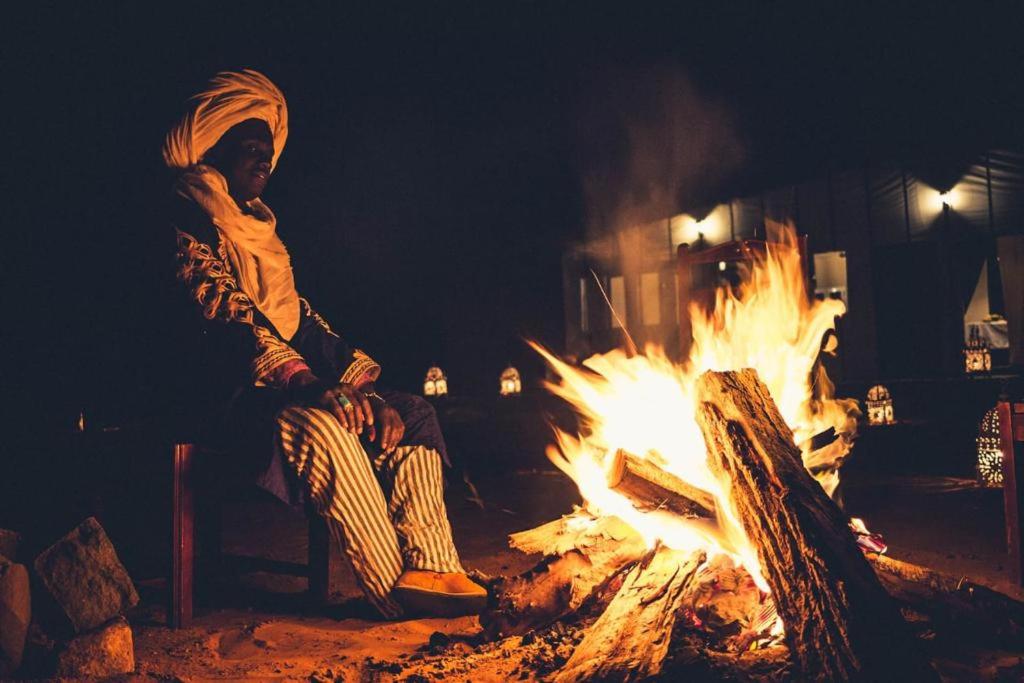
[163,69,288,171]
[168,70,300,342]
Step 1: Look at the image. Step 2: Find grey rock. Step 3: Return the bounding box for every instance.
[55,616,134,677]
[0,555,30,676]
[33,518,139,633]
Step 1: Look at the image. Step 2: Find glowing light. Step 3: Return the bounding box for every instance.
[670,205,731,247]
[964,327,992,374]
[919,183,963,216]
[977,408,1003,487]
[865,384,895,426]
[423,366,448,396]
[533,222,857,594]
[499,366,522,396]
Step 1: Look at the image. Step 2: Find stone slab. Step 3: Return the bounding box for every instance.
[55,616,134,677]
[33,518,138,633]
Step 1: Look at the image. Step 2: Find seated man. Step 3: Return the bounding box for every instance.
[163,69,485,618]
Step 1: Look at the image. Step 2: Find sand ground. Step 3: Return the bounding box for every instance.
[116,467,1024,681]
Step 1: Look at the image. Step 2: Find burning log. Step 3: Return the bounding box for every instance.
[695,368,937,681]
[481,514,647,639]
[606,449,716,518]
[553,546,705,682]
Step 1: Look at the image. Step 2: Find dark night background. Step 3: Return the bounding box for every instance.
[5,2,1024,435]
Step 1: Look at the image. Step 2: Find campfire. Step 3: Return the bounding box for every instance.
[535,224,857,596]
[454,224,1023,681]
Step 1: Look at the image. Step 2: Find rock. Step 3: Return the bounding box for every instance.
[428,631,451,649]
[0,555,30,676]
[0,530,20,562]
[55,617,134,677]
[33,518,139,633]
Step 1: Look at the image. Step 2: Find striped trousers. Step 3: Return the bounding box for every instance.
[276,406,463,617]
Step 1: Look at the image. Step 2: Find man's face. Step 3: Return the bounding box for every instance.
[206,118,274,203]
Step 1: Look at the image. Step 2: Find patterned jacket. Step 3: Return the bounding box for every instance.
[169,194,450,504]
[169,194,378,406]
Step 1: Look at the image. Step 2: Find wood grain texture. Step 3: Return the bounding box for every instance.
[695,369,935,681]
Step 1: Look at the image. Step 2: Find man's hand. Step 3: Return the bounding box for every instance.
[288,371,373,435]
[322,382,374,435]
[371,403,405,452]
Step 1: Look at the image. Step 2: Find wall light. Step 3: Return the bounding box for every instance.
[670,205,731,247]
[919,183,962,217]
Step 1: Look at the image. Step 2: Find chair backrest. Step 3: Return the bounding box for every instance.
[997,399,1024,585]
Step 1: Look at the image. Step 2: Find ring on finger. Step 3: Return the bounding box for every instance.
[336,395,353,409]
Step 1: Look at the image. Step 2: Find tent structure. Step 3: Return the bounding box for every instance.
[563,149,1024,380]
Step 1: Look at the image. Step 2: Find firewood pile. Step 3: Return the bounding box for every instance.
[396,369,1024,681]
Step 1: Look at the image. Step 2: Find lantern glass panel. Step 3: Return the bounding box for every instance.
[424,367,447,396]
[500,366,522,396]
[865,384,894,426]
[976,408,1004,487]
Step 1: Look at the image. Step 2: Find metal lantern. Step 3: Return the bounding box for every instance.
[865,385,894,426]
[500,365,522,396]
[963,336,992,374]
[423,366,448,397]
[976,408,1004,487]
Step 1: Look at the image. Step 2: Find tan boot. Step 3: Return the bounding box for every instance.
[392,570,487,617]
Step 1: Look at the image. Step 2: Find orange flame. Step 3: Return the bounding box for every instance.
[535,222,858,592]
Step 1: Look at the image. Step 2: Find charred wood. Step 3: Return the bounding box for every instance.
[869,553,1024,648]
[553,546,705,683]
[695,368,936,681]
[481,514,647,639]
[662,631,791,682]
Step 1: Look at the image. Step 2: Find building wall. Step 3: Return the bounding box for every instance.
[564,149,1024,381]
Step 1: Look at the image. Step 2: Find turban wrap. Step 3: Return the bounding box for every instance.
[166,70,300,341]
[163,69,289,171]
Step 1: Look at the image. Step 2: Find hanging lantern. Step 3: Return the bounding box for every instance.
[423,366,448,397]
[865,385,894,426]
[499,365,522,396]
[976,408,1004,487]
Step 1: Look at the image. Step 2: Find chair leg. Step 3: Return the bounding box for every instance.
[308,514,341,603]
[170,443,196,628]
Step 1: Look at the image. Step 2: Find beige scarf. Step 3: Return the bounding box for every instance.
[177,165,300,340]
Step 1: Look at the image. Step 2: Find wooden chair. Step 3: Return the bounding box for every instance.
[169,442,343,628]
[997,399,1024,586]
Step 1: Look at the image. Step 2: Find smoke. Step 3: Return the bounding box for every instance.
[577,65,744,254]
[574,65,744,350]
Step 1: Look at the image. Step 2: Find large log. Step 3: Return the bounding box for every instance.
[606,449,716,518]
[695,369,936,681]
[553,546,705,683]
[868,553,1024,648]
